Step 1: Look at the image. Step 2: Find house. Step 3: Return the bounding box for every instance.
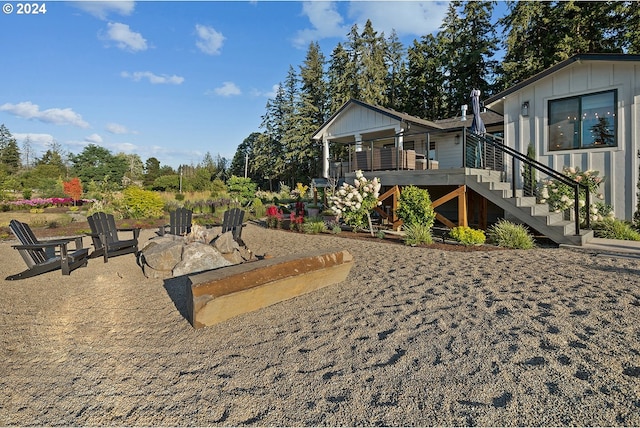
[485,53,640,222]
[312,54,640,244]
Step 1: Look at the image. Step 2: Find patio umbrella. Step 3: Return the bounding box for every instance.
[470,89,486,135]
[469,89,485,167]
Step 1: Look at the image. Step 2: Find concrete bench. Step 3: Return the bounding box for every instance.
[186,249,354,329]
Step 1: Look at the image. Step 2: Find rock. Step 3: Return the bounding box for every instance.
[142,240,184,271]
[212,231,239,254]
[172,242,232,277]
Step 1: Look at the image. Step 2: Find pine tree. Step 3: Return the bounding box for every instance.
[358,20,389,107]
[385,30,408,112]
[0,124,21,173]
[327,42,350,112]
[439,0,499,116]
[405,34,447,120]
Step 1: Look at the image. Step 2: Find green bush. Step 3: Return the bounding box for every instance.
[122,186,165,219]
[252,198,266,218]
[487,219,536,249]
[175,192,185,201]
[403,223,433,246]
[592,218,640,240]
[450,226,486,245]
[397,186,435,228]
[302,218,327,234]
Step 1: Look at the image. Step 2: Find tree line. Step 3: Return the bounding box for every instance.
[0,123,229,200]
[228,0,639,188]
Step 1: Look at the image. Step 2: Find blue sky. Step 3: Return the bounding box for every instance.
[0,0,506,170]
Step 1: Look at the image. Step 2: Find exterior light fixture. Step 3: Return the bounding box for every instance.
[521,101,530,117]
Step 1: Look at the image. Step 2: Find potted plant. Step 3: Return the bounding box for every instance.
[306,203,321,218]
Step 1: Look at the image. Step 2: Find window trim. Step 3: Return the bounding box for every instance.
[546,89,618,153]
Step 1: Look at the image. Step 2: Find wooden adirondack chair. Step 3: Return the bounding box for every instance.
[221,208,245,242]
[158,207,192,236]
[6,219,90,280]
[87,212,140,263]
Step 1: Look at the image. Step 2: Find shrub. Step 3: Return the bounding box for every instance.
[450,226,486,245]
[538,166,611,224]
[592,218,640,241]
[302,218,327,234]
[328,170,381,234]
[487,219,536,249]
[403,223,433,246]
[252,198,266,218]
[175,193,185,201]
[397,185,435,228]
[122,186,165,219]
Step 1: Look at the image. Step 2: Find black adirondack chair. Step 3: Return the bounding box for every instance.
[87,212,140,263]
[6,219,90,280]
[158,207,192,236]
[221,208,245,242]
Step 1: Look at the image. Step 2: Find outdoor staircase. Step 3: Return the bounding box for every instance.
[465,169,594,246]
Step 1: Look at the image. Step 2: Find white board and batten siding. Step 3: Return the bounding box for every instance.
[498,59,640,221]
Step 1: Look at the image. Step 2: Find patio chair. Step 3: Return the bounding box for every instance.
[6,219,89,280]
[221,208,245,242]
[87,212,140,263]
[158,207,192,236]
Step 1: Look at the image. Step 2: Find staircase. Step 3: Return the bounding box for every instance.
[465,168,594,246]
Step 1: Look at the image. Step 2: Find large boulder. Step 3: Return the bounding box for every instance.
[172,242,232,277]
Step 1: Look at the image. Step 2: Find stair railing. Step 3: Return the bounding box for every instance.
[464,128,591,235]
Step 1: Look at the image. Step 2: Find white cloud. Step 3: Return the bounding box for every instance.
[0,101,90,128]
[85,133,103,144]
[210,82,241,97]
[71,0,135,19]
[195,24,225,55]
[293,1,449,48]
[346,1,449,38]
[250,84,280,98]
[103,22,148,52]
[292,1,348,48]
[105,122,136,134]
[121,71,185,85]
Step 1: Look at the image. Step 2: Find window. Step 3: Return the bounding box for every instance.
[548,90,617,151]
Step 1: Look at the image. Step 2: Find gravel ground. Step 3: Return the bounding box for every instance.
[1,223,639,426]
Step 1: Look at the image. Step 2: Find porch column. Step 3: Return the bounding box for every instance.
[321,137,330,179]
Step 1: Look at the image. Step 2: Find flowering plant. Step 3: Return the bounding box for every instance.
[538,166,613,223]
[266,205,284,229]
[289,212,304,232]
[292,182,309,200]
[328,170,381,235]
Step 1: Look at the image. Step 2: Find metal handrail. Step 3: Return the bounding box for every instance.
[464,128,591,235]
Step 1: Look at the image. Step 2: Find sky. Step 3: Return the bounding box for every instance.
[0,0,507,170]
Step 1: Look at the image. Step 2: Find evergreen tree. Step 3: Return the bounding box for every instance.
[358,20,389,106]
[0,124,21,173]
[327,42,351,112]
[439,0,499,116]
[405,34,447,120]
[385,30,408,112]
[143,157,161,187]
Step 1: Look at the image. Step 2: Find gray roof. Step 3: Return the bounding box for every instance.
[485,53,640,106]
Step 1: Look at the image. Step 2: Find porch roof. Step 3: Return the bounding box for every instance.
[312,98,442,142]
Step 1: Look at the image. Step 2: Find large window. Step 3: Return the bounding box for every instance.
[548,90,617,151]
